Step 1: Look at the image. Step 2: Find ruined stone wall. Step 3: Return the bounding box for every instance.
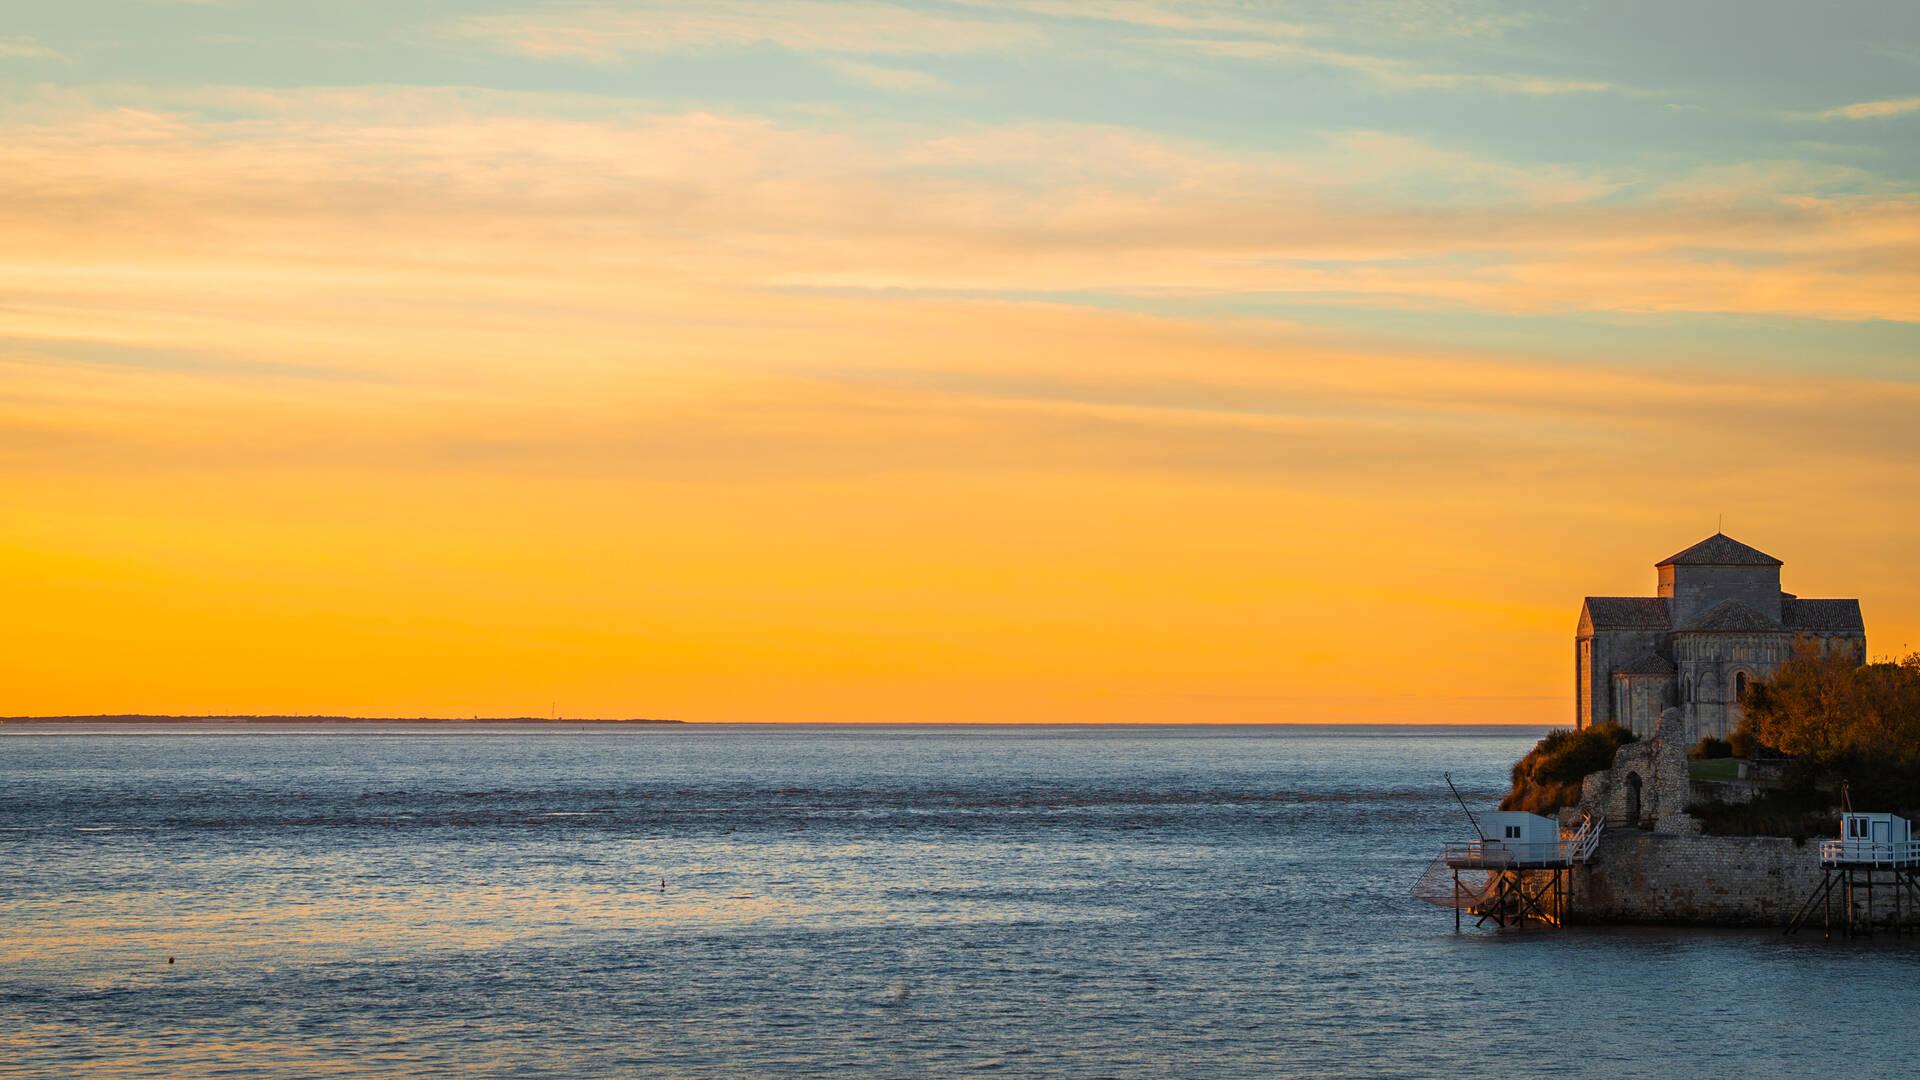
[1578,707,1691,832]
[1550,710,1824,925]
[1559,831,1827,926]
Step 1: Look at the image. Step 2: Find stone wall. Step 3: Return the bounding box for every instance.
[1578,707,1692,833]
[1689,778,1758,806]
[1548,705,1827,925]
[1580,627,1667,727]
[1616,671,1677,738]
[1661,563,1782,624]
[1559,831,1827,926]
[1675,631,1792,740]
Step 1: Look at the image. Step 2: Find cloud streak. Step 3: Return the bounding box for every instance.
[1168,37,1612,94]
[825,58,959,95]
[453,1,1041,59]
[0,36,65,60]
[4,93,1915,328]
[1811,95,1920,120]
[451,1,1614,98]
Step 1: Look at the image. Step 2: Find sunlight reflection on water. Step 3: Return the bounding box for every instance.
[3,724,1918,1077]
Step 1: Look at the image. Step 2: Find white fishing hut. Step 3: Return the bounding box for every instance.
[1787,810,1920,937]
[1827,813,1916,868]
[1421,808,1603,929]
[1450,811,1564,867]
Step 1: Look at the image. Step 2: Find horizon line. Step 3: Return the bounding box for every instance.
[2,714,1555,727]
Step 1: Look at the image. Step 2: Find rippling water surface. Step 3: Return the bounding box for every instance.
[4,723,1915,1077]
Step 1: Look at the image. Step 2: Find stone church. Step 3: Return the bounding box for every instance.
[1575,533,1865,740]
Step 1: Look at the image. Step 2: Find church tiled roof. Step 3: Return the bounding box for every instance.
[1657,532,1782,568]
[1782,598,1866,634]
[1582,597,1671,629]
[1615,652,1677,676]
[1676,599,1786,634]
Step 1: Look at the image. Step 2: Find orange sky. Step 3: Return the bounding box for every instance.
[4,5,1918,723]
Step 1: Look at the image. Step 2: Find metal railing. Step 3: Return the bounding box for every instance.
[1443,817,1603,868]
[1569,816,1604,861]
[1819,839,1920,868]
[1443,841,1557,866]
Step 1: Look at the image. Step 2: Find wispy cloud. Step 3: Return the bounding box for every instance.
[1173,37,1611,94]
[1810,95,1920,120]
[956,0,1529,42]
[0,36,66,61]
[950,0,1311,38]
[2,93,1915,329]
[825,58,957,95]
[451,1,1608,98]
[452,1,1040,60]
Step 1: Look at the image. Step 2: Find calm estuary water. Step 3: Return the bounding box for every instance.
[3,724,1915,1078]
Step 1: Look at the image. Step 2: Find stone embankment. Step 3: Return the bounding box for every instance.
[1566,832,1824,926]
[1532,706,1829,926]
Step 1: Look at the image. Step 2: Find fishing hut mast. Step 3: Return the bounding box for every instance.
[1412,775,1604,929]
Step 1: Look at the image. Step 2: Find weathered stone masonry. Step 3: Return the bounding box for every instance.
[1535,707,1827,926]
[1568,832,1826,927]
[1574,533,1865,741]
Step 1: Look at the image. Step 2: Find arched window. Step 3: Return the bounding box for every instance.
[1734,672,1748,702]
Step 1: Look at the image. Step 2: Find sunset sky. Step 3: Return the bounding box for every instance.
[4,2,1917,723]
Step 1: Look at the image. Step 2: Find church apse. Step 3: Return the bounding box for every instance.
[1575,533,1865,741]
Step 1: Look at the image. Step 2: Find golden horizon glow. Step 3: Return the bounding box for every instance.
[4,5,1917,723]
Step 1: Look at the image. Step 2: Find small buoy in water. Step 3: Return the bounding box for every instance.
[660,878,666,891]
[167,958,174,964]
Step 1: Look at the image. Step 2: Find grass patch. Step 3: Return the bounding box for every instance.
[1690,785,1837,840]
[1688,758,1744,782]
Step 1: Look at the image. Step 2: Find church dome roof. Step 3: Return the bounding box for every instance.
[1676,598,1786,634]
[1656,532,1782,568]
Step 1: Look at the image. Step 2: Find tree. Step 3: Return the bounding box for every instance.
[1739,637,1862,762]
[1738,641,1920,812]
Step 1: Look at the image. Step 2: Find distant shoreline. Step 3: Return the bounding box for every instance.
[0,715,682,725]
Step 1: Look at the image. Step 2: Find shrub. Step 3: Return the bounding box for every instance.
[1727,729,1756,759]
[1500,724,1636,815]
[1689,736,1733,760]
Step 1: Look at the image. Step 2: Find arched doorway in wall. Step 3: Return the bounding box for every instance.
[1625,772,1643,826]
